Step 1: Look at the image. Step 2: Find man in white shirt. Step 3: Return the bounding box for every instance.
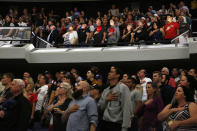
[110,4,118,16]
[34,75,48,130]
[137,69,152,102]
[16,16,27,38]
[35,75,48,111]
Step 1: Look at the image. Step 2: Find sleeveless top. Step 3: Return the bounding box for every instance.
[164,103,197,131]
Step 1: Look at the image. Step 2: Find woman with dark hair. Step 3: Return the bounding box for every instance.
[179,74,197,102]
[149,22,165,41]
[158,85,197,131]
[62,74,76,89]
[137,82,164,131]
[86,69,102,87]
[2,15,15,38]
[180,75,196,89]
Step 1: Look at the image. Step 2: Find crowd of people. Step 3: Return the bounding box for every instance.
[0,1,192,46]
[0,66,197,131]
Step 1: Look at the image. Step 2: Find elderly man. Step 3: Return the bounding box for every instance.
[0,79,31,131]
[161,67,176,88]
[62,80,98,131]
[46,24,59,47]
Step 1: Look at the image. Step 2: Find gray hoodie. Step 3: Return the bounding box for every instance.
[98,82,132,131]
[107,25,120,44]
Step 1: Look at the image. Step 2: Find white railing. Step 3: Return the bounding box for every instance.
[171,30,190,46]
[32,32,53,48]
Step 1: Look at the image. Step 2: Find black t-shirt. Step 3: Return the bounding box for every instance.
[93,25,105,44]
[135,27,148,42]
[31,14,38,24]
[47,80,59,99]
[36,18,44,27]
[122,31,132,42]
[78,28,90,43]
[159,84,176,106]
[0,93,31,131]
[3,88,13,100]
[52,98,72,131]
[150,29,163,41]
[103,24,110,32]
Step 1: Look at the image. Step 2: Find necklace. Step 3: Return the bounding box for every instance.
[178,103,187,108]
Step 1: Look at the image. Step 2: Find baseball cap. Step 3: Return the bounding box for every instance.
[90,84,100,90]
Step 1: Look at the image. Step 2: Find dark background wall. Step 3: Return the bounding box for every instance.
[0,0,196,80]
[0,0,195,18]
[0,58,195,82]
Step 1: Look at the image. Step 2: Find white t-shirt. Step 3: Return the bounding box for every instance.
[18,22,27,31]
[18,22,27,27]
[89,25,95,32]
[64,31,78,45]
[36,85,48,111]
[110,9,117,16]
[140,77,152,102]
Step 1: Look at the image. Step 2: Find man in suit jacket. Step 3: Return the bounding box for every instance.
[47,25,59,47]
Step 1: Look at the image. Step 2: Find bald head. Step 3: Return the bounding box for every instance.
[80,80,89,88]
[76,80,90,95]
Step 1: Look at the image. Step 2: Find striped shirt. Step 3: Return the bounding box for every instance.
[164,103,197,131]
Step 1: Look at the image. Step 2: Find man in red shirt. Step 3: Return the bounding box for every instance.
[164,15,179,40]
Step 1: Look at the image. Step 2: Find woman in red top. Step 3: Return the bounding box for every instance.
[23,83,38,120]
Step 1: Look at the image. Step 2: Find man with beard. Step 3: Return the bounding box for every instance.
[98,66,131,131]
[62,80,98,131]
[152,71,175,106]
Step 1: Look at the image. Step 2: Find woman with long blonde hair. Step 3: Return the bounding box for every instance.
[47,82,73,131]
